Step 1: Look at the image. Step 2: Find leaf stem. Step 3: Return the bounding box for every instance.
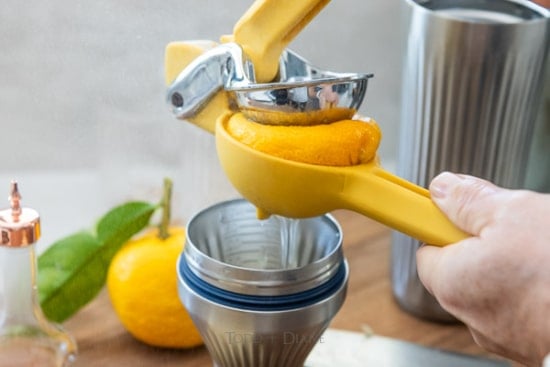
[158,178,172,240]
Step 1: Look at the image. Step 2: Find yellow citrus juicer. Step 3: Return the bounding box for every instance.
[165,0,469,246]
[216,112,468,246]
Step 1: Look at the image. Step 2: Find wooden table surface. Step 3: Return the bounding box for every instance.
[65,210,513,366]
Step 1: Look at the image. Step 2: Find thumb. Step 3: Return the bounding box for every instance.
[429,172,502,236]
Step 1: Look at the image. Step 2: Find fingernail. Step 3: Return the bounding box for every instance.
[430,172,462,198]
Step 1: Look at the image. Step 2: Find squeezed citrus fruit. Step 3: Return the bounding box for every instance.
[226,114,382,166]
[107,227,203,349]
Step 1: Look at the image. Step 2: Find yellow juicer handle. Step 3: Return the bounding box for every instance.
[340,165,469,246]
[222,0,330,83]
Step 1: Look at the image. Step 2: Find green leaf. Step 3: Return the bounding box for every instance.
[96,201,158,246]
[38,231,101,304]
[38,201,157,323]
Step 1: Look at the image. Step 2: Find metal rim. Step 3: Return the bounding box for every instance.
[408,0,550,22]
[179,256,348,311]
[227,73,373,92]
[183,199,344,296]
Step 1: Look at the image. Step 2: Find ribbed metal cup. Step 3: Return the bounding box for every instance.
[178,199,348,367]
[392,0,550,321]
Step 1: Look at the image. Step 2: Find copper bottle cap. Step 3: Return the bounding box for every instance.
[0,181,41,247]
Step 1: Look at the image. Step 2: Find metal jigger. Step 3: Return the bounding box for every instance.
[177,199,348,367]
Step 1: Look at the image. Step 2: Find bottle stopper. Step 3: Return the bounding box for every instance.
[0,181,41,247]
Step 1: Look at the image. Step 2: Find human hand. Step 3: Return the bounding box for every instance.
[416,172,550,366]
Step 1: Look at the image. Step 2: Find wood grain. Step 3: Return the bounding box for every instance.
[64,210,513,366]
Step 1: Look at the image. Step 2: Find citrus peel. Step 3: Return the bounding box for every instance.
[226,114,381,166]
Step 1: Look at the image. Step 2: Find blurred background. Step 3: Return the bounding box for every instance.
[0,0,547,249]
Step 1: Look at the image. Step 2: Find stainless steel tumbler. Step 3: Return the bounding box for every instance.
[392,0,550,322]
[177,199,348,367]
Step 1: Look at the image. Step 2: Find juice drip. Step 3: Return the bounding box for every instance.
[275,216,300,269]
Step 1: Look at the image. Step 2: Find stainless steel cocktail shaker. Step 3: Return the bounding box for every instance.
[393,0,550,321]
[177,199,348,367]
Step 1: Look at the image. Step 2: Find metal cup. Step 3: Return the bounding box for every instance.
[177,199,348,367]
[392,0,550,322]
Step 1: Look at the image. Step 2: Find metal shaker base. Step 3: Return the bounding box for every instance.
[390,232,457,323]
[394,0,549,321]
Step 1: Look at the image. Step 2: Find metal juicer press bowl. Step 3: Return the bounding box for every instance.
[167,42,373,125]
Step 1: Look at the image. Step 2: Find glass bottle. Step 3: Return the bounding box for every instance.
[0,181,77,366]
